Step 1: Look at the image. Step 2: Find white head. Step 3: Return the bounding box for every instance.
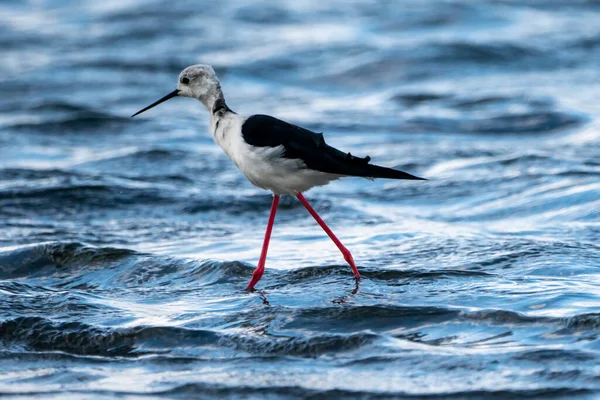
[176,64,221,103]
[131,64,223,117]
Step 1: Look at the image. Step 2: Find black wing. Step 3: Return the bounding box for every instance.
[241,114,425,180]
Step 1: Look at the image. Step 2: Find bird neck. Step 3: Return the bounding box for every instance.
[207,91,234,136]
[199,83,226,112]
[211,96,231,116]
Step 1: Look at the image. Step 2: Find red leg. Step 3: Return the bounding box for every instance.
[246,195,280,291]
[296,192,361,280]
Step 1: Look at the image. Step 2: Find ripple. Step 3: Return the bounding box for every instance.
[220,332,376,357]
[0,317,219,357]
[0,181,174,213]
[0,315,378,359]
[4,101,131,134]
[0,242,255,288]
[427,42,543,65]
[405,111,583,135]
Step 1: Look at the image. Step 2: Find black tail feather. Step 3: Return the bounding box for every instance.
[323,145,425,180]
[361,163,426,180]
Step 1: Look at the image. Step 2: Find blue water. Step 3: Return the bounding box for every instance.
[1,1,600,398]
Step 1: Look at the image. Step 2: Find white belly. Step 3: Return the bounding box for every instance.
[240,146,342,195]
[211,113,341,195]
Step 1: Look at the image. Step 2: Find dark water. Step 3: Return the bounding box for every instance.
[1,0,600,398]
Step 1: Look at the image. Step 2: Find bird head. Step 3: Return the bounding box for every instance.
[176,64,221,101]
[131,64,222,117]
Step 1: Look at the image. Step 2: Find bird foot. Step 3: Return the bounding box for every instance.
[341,247,361,280]
[245,266,265,291]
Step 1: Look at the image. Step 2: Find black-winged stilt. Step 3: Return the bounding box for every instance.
[132,64,425,291]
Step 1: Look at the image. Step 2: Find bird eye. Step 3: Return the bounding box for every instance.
[181,77,190,84]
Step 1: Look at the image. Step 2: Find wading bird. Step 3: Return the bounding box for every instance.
[132,64,424,291]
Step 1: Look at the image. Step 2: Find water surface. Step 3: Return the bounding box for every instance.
[1,0,600,398]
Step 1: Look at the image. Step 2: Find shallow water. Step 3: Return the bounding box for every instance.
[1,0,600,398]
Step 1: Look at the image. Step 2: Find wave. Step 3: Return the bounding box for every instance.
[0,242,255,288]
[4,101,131,134]
[0,376,591,399]
[0,315,376,359]
[0,241,499,288]
[280,304,600,336]
[388,92,583,137]
[2,240,598,293]
[404,112,583,135]
[391,92,451,107]
[0,317,219,357]
[2,307,600,359]
[514,349,596,362]
[0,169,276,216]
[233,4,296,25]
[0,242,135,280]
[270,265,494,292]
[153,384,593,400]
[311,39,557,89]
[0,167,78,181]
[427,42,542,65]
[220,332,376,357]
[0,182,174,213]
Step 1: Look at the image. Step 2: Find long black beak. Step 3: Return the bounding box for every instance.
[131,89,180,117]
